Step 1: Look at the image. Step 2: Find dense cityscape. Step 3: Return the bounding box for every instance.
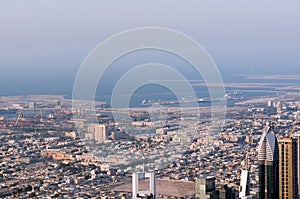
[1,84,300,198]
[1,1,300,199]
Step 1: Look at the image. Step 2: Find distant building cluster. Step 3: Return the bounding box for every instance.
[2,91,300,198]
[258,124,300,199]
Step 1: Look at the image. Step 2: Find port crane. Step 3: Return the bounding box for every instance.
[14,110,23,126]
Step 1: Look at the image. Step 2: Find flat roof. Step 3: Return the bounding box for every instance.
[113,179,195,197]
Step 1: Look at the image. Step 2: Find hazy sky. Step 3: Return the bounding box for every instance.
[1,1,300,95]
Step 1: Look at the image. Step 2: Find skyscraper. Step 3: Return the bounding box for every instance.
[278,136,298,199]
[258,126,279,199]
[294,133,300,198]
[239,153,251,198]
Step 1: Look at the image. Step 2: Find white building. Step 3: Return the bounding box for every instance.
[239,170,251,198]
[88,124,106,143]
[132,172,156,199]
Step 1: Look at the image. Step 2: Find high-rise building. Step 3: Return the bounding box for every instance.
[294,133,300,197]
[239,170,251,198]
[195,176,219,199]
[239,153,251,198]
[94,124,106,142]
[88,124,106,143]
[258,126,279,199]
[278,136,298,199]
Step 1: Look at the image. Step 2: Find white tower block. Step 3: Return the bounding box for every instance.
[132,172,156,199]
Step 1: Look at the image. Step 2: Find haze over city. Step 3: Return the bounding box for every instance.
[1,1,300,96]
[1,1,300,199]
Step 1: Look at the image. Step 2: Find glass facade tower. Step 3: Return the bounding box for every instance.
[258,126,279,199]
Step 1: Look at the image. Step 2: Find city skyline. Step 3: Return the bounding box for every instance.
[1,1,300,198]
